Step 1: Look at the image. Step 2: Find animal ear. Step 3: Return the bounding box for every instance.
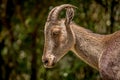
[65,8,74,26]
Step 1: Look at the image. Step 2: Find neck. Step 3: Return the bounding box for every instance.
[70,23,105,70]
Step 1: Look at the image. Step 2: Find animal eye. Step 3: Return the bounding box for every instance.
[52,29,60,37]
[52,30,60,37]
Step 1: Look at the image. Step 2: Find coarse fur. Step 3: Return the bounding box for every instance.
[42,4,120,80]
[99,31,120,80]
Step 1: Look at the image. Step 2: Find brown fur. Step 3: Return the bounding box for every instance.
[99,31,120,80]
[70,23,106,69]
[42,4,120,80]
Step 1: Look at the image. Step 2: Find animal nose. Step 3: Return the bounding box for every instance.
[43,58,49,65]
[42,54,56,68]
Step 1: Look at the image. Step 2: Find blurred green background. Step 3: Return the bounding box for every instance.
[0,0,120,80]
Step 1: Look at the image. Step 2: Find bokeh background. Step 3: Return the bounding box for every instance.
[0,0,120,80]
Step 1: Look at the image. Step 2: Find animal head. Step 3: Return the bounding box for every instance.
[42,4,76,68]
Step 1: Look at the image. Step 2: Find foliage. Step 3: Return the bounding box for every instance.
[0,0,120,80]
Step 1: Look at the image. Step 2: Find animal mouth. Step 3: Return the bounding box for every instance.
[44,61,56,68]
[43,57,56,68]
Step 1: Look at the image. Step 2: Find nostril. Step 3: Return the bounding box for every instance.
[43,59,49,65]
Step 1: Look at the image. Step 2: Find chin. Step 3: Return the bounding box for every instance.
[44,63,56,68]
[44,65,56,68]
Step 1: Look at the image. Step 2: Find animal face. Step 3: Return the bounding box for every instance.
[42,21,70,68]
[42,4,75,68]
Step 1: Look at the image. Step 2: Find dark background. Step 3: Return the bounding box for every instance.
[0,0,120,80]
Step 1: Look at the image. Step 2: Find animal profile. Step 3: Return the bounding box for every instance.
[42,4,120,80]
